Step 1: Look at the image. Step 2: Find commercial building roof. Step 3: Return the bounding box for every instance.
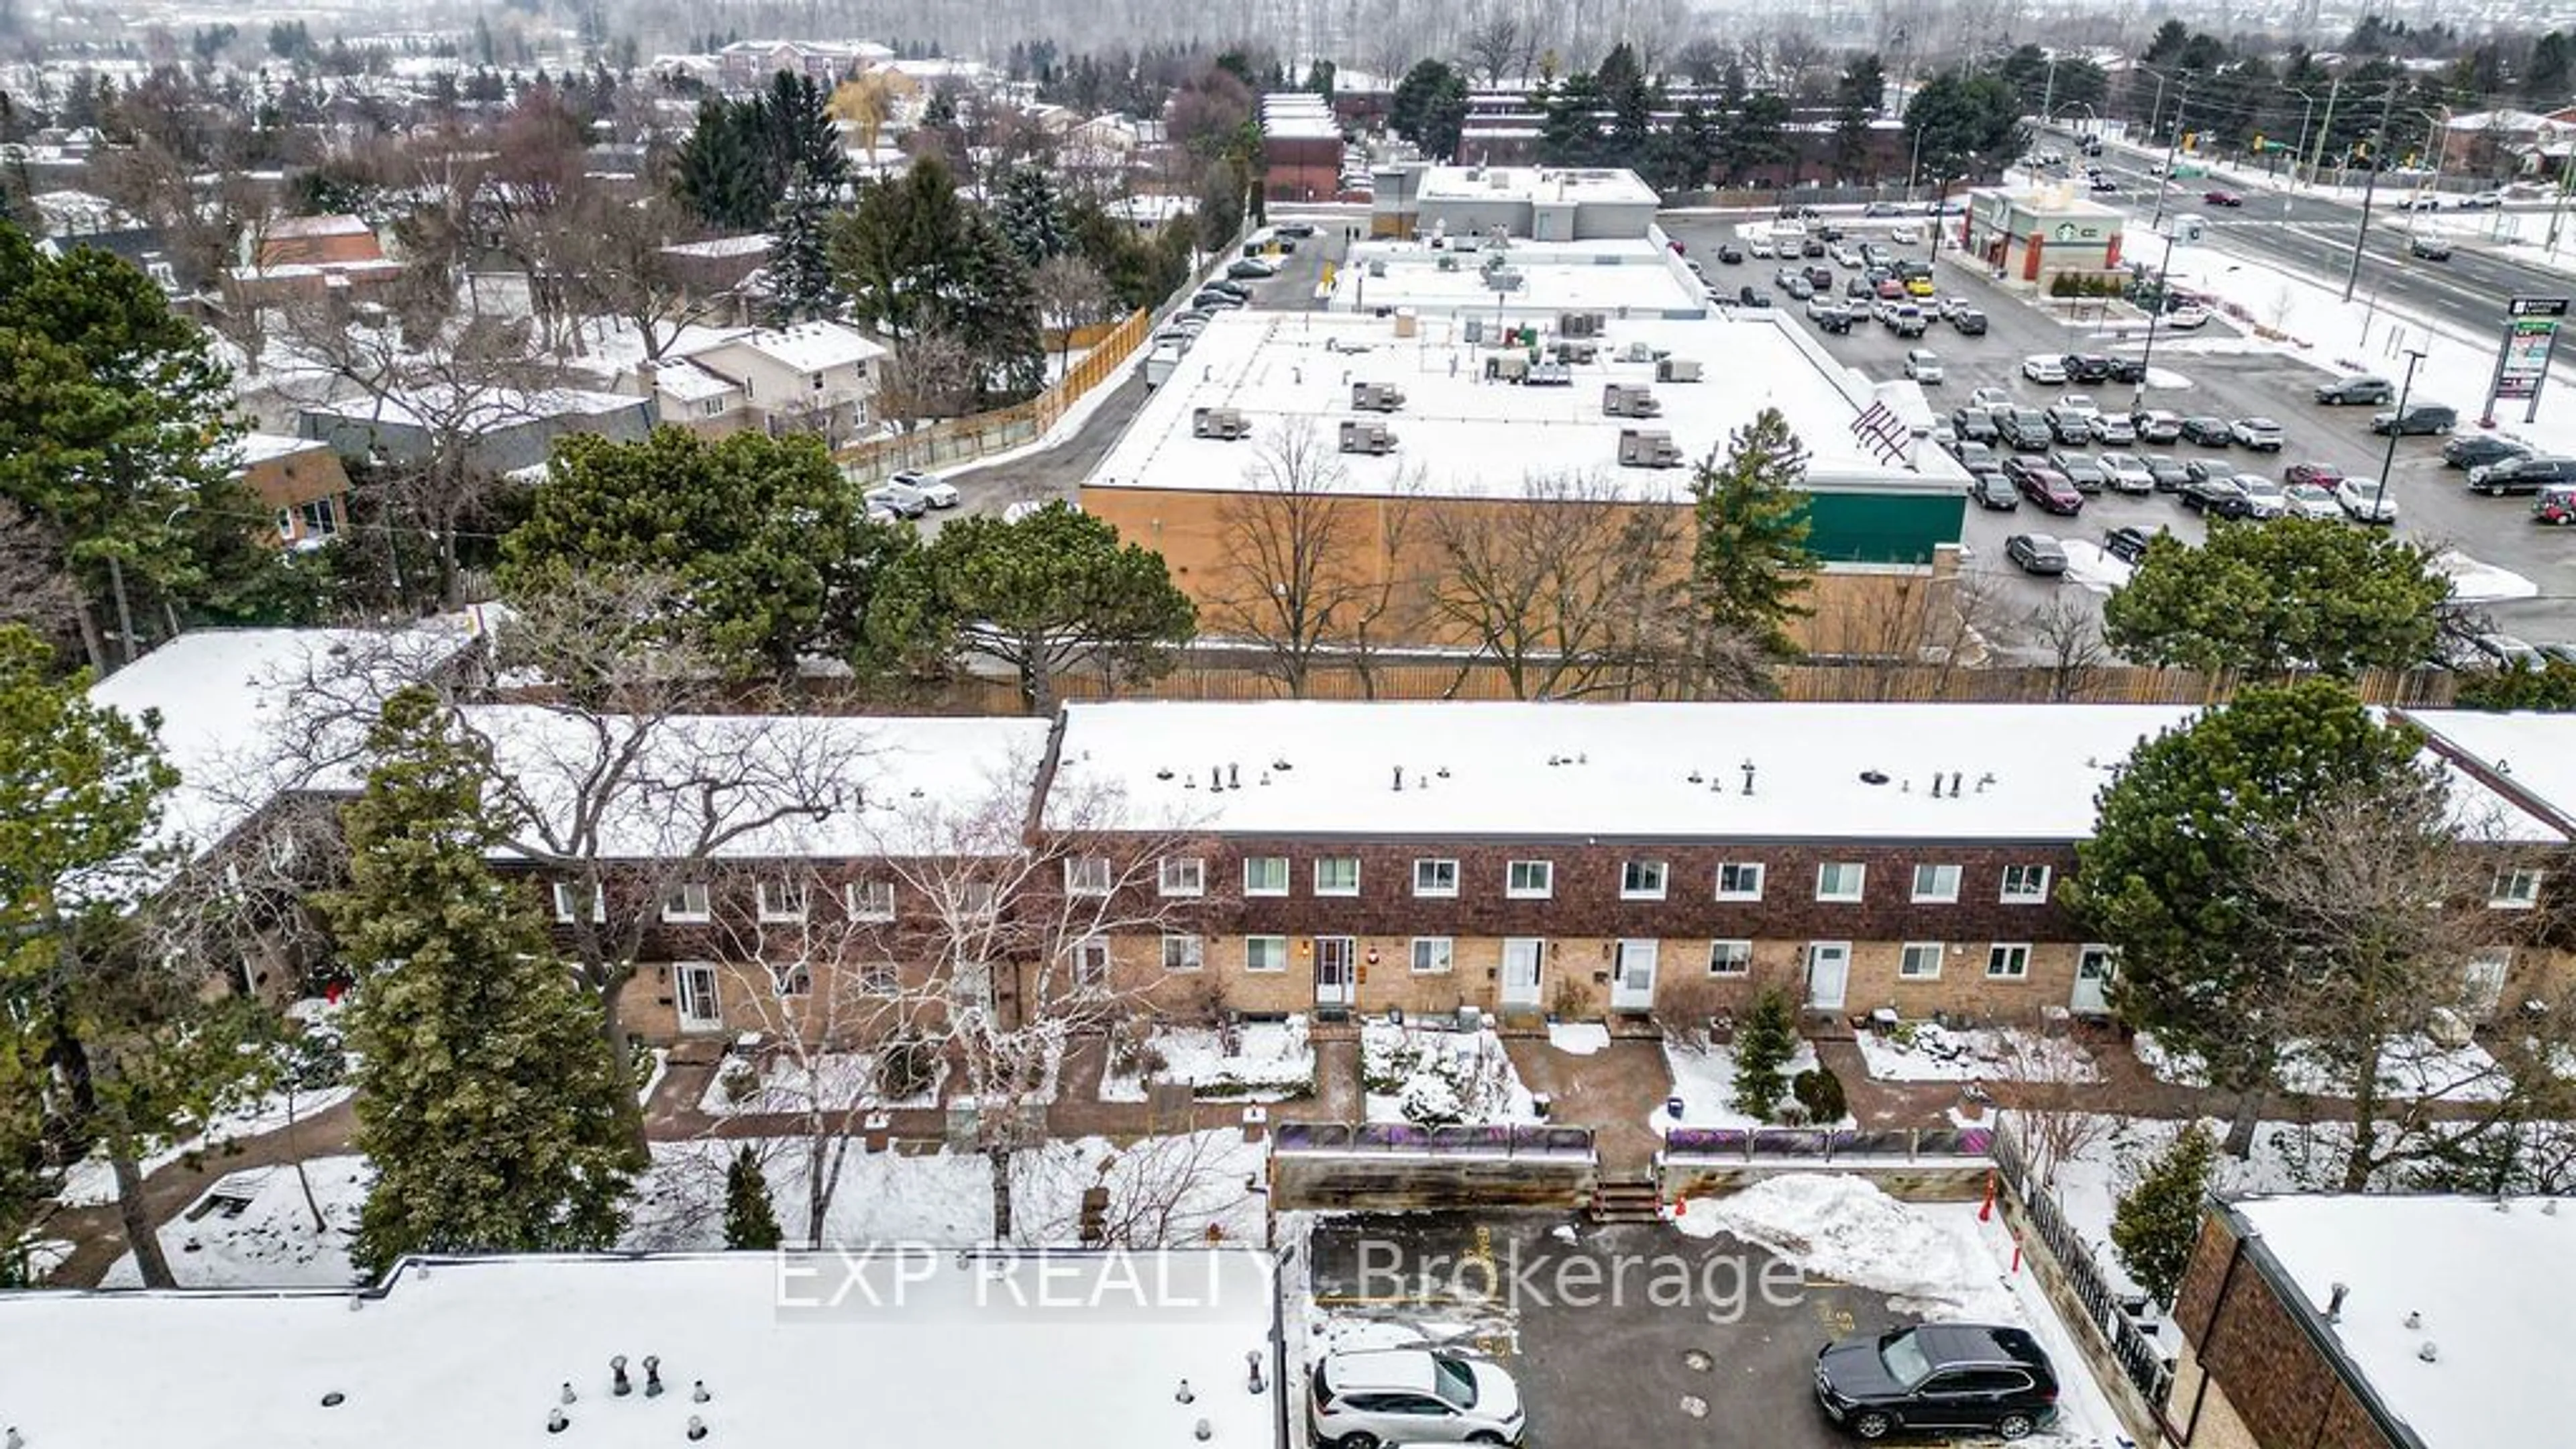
[1415,164,1660,208]
[0,1251,1279,1449]
[2226,1195,2574,1448]
[1260,92,1341,140]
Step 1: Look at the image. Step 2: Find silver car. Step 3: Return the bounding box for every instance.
[1308,1349,1526,1449]
[863,481,930,518]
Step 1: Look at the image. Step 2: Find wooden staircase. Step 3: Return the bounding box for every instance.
[1589,1175,1664,1224]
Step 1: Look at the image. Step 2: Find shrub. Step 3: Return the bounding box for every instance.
[873,1028,941,1100]
[1792,1065,1848,1124]
[1731,989,1798,1121]
[718,1060,759,1105]
[722,1145,783,1250]
[2112,1122,2218,1305]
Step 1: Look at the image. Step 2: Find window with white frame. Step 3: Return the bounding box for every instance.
[1244,857,1289,896]
[275,508,297,542]
[1621,860,1668,900]
[299,498,340,537]
[1314,857,1360,896]
[2491,867,2544,909]
[551,882,604,923]
[1899,942,1945,979]
[661,881,711,922]
[846,879,895,921]
[859,959,900,994]
[2000,864,2053,904]
[1244,935,1288,972]
[1707,939,1752,976]
[768,961,812,996]
[1911,863,1961,903]
[1816,862,1866,902]
[1158,857,1205,897]
[2466,946,2512,1009]
[1072,936,1110,985]
[757,879,808,922]
[1065,856,1113,896]
[1160,934,1204,972]
[1716,862,1766,901]
[1413,858,1460,897]
[956,881,998,918]
[699,396,725,418]
[1986,943,2032,979]
[1506,860,1554,898]
[1411,936,1454,973]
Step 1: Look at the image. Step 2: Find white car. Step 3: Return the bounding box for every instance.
[2164,305,2210,329]
[1889,223,1922,244]
[894,470,961,508]
[2284,482,2343,521]
[1969,385,2013,412]
[1749,236,1776,258]
[2057,392,2101,418]
[1830,244,1863,268]
[1903,348,1945,384]
[1309,1349,1526,1448]
[2234,476,2289,519]
[2096,451,2155,494]
[2021,354,2068,384]
[2334,476,2400,523]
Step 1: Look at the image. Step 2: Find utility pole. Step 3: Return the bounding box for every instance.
[2373,347,2427,519]
[2342,81,2402,305]
[2039,51,2057,128]
[2151,78,2191,233]
[2132,227,2181,411]
[2306,75,2343,182]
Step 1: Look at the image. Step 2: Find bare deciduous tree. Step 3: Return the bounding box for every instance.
[2023,594,2108,702]
[1462,4,1525,84]
[1030,254,1115,378]
[876,327,981,431]
[1206,422,1422,698]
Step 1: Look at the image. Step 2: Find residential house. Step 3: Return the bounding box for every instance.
[36,225,204,303]
[2439,108,2571,179]
[1261,93,1346,203]
[294,386,656,477]
[662,320,886,444]
[231,433,354,547]
[227,213,403,308]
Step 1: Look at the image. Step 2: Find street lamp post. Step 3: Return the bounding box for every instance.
[2151,78,2193,233]
[2373,347,2429,519]
[2404,106,2453,244]
[2131,226,2181,411]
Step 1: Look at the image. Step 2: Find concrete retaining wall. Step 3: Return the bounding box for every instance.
[1659,1159,1991,1203]
[1270,1152,1597,1211]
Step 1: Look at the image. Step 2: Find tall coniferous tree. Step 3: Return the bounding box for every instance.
[325,686,638,1277]
[1687,408,1819,658]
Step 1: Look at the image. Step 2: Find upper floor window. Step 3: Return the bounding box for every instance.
[1911,863,1961,903]
[551,882,605,923]
[661,882,711,922]
[756,880,808,922]
[1065,856,1112,896]
[1244,856,1289,896]
[1716,862,1766,901]
[1314,857,1360,896]
[1816,863,1866,902]
[846,879,896,921]
[1506,860,1554,899]
[1621,860,1668,900]
[2000,864,2053,904]
[1158,857,1205,897]
[1413,858,1460,898]
[2491,867,2544,910]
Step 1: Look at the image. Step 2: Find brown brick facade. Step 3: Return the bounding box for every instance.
[2170,1210,2404,1449]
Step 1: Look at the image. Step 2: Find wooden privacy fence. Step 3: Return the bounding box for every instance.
[833,307,1152,481]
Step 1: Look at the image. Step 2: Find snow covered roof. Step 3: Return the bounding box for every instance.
[466,706,1053,861]
[303,386,649,434]
[724,319,888,372]
[661,233,773,259]
[266,213,375,239]
[2401,710,2576,837]
[1261,93,1341,140]
[226,431,333,470]
[643,360,740,405]
[1085,274,1966,504]
[88,620,486,879]
[0,1251,1277,1448]
[1415,165,1660,208]
[2226,1195,2576,1448]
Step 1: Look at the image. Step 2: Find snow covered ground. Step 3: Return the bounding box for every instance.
[56,1081,356,1210]
[1100,1017,1316,1103]
[2133,1032,2512,1102]
[696,1049,945,1116]
[1856,1025,2102,1085]
[1361,1021,1539,1126]
[1652,1037,1830,1133]
[101,1157,368,1289]
[1546,1022,1611,1055]
[2057,538,2134,596]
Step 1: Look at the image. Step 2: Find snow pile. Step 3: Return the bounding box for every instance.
[1856,1024,2102,1085]
[1102,1017,1316,1103]
[2431,549,2541,605]
[2131,1031,2213,1087]
[1361,1021,1537,1126]
[1652,1037,1825,1133]
[2057,539,2133,596]
[1672,1175,2010,1318]
[1546,1022,1611,1056]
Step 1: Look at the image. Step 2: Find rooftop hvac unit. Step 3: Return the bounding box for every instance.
[1191,406,1252,440]
[1558,311,1604,338]
[1617,428,1683,468]
[1338,419,1398,455]
[1656,358,1703,384]
[1602,383,1661,418]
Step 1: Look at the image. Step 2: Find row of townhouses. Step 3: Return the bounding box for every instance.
[108,629,2576,1045]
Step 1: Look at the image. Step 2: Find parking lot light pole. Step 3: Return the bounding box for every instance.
[2375,347,2429,517]
[2132,227,2182,411]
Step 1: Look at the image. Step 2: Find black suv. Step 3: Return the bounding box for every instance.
[2060,353,2116,384]
[2371,403,2458,436]
[2315,374,2395,406]
[1997,407,2054,452]
[1815,1323,2059,1442]
[2469,455,2576,496]
[2445,434,2530,470]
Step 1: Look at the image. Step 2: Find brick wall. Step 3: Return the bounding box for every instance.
[2171,1211,2401,1449]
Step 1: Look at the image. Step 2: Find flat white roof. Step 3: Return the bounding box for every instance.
[0,1251,1278,1449]
[2402,710,2576,833]
[2232,1195,2575,1448]
[1415,164,1660,208]
[1089,300,1961,503]
[1261,93,1340,140]
[1334,237,1697,312]
[228,431,332,469]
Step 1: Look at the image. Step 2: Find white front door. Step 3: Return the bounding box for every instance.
[1806,942,1850,1011]
[1611,939,1659,1012]
[1501,937,1545,1010]
[2073,945,2118,1016]
[1313,936,1356,1008]
[2465,948,2512,1017]
[675,962,723,1032]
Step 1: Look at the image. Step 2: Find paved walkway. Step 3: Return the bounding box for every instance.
[40,1097,358,1289]
[1502,1036,1668,1175]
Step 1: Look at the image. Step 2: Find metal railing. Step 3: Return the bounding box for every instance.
[1273,1122,1593,1157]
[1660,1126,1994,1161]
[1992,1126,2176,1410]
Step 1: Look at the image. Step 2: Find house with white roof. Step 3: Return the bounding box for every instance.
[2171,1193,2573,1449]
[655,320,888,445]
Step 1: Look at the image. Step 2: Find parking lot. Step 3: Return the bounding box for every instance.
[1658,211,2575,662]
[1304,1212,1906,1448]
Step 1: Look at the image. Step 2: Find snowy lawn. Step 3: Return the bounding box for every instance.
[1101,1017,1316,1104]
[2135,1031,2512,1102]
[1361,1022,1538,1126]
[102,1157,368,1289]
[1651,1037,1843,1134]
[1675,1175,2129,1447]
[697,1049,946,1116]
[1856,1024,2102,1085]
[1546,1022,1611,1056]
[56,1081,355,1210]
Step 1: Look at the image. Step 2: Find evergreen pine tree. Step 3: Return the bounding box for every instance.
[994,166,1068,268]
[723,1145,784,1249]
[765,166,841,327]
[1688,407,1820,658]
[325,686,639,1278]
[673,97,767,229]
[1731,989,1797,1122]
[2111,1122,2217,1305]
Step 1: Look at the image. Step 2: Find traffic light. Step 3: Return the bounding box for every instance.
[2251,133,2267,152]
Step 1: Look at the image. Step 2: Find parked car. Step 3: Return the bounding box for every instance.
[1749,235,1776,258]
[2143,454,2193,491]
[1845,276,1876,299]
[1738,285,1771,308]
[2180,415,2235,447]
[2337,476,2400,523]
[2315,374,2395,406]
[1310,1349,1526,1449]
[1813,1324,2060,1443]
[2409,235,2454,261]
[2445,434,2530,470]
[1715,244,1746,264]
[2371,403,2458,436]
[1829,244,1863,268]
[2090,174,2120,192]
[2105,358,2148,386]
[2061,354,2115,384]
[2470,455,2576,495]
[2004,533,2068,576]
[1816,307,1855,334]
[2045,405,2096,445]
[2021,354,2068,384]
[2164,305,2211,329]
[2131,410,2186,445]
[863,481,930,518]
[1784,275,1816,301]
[1223,259,1275,280]
[1951,408,2000,443]
[2102,525,2167,564]
[2049,451,2110,494]
[2235,476,2290,519]
[890,470,960,508]
[2469,633,2544,669]
[1904,349,1945,384]
[1998,408,2055,452]
[2180,475,2253,517]
[2184,455,2240,484]
[1968,386,2013,413]
[2534,484,2576,525]
[1952,307,1989,336]
[2283,461,2346,488]
[1273,221,1318,238]
[1191,290,1246,309]
[2089,413,2137,446]
[1952,441,2000,474]
[1968,471,2021,511]
[2284,482,2343,520]
[2229,417,2286,450]
[2096,451,2156,494]
[1202,279,1252,299]
[1802,236,1829,258]
[2011,464,2084,515]
[1804,264,1835,290]
[1806,293,1845,322]
[1889,306,1929,337]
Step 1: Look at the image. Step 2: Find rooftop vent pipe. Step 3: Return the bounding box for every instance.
[2326,1282,2350,1322]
